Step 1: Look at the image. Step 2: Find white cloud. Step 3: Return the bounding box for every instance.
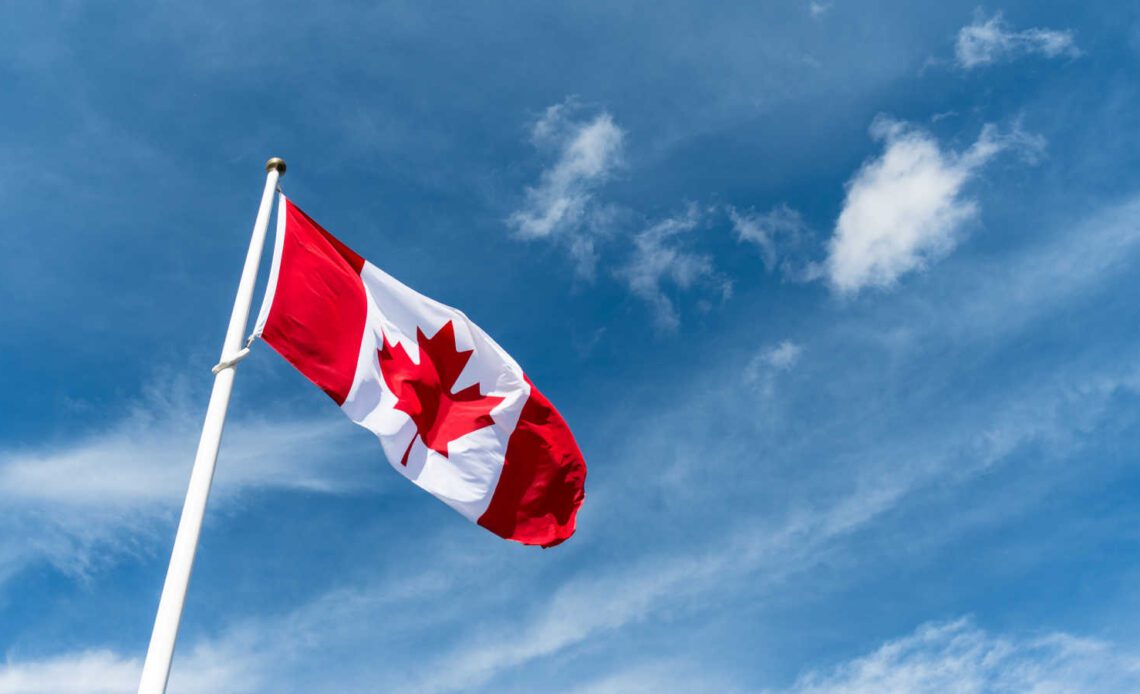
[509,102,731,328]
[563,619,1140,694]
[11,190,1140,694]
[560,661,745,694]
[729,202,811,273]
[0,566,464,694]
[411,487,908,694]
[0,435,918,694]
[764,341,802,370]
[12,192,1140,693]
[0,373,371,582]
[808,2,831,19]
[0,651,137,694]
[945,193,1140,339]
[773,618,1140,694]
[417,294,1140,693]
[0,638,266,694]
[955,11,1079,69]
[416,352,1140,692]
[405,193,1140,690]
[619,205,719,331]
[825,117,1040,294]
[508,100,625,277]
[744,340,804,399]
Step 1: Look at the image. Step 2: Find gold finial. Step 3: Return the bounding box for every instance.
[265,157,287,174]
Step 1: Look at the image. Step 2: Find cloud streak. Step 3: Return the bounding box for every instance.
[0,639,265,694]
[0,651,138,694]
[619,205,723,331]
[0,373,372,583]
[9,191,1140,693]
[730,204,816,279]
[955,12,1079,69]
[406,192,1140,692]
[771,618,1140,694]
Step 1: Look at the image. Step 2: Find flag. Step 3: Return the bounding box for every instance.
[252,196,586,547]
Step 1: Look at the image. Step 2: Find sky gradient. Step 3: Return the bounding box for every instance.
[3,2,1140,692]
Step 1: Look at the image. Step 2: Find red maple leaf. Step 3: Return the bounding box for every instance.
[378,321,505,467]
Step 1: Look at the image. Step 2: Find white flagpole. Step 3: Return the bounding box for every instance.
[137,158,286,694]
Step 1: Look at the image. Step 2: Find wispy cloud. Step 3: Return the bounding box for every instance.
[560,661,746,694]
[443,366,1140,694]
[409,488,911,694]
[760,341,802,370]
[510,101,741,330]
[11,191,1140,693]
[0,374,371,583]
[420,193,1140,692]
[730,204,803,265]
[416,192,1140,691]
[0,639,266,694]
[745,340,803,396]
[563,619,1140,694]
[825,117,1042,294]
[729,204,818,280]
[909,193,1140,349]
[619,205,723,331]
[14,317,1140,694]
[0,651,138,694]
[0,567,465,694]
[412,366,1140,691]
[771,618,1140,693]
[955,11,1079,69]
[807,1,831,20]
[508,100,625,277]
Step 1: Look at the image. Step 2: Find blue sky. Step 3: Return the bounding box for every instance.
[2,1,1140,692]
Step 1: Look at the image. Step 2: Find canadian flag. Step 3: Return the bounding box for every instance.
[252,196,586,547]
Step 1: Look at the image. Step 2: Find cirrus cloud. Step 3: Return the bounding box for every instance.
[955,11,1080,69]
[772,618,1140,694]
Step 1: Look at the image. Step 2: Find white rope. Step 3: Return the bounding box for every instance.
[210,347,251,374]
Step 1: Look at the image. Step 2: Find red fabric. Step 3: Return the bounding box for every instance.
[261,200,367,405]
[478,378,587,548]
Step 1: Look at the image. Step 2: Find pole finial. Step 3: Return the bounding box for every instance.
[265,157,287,175]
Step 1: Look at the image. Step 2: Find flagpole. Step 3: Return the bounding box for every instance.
[137,158,286,694]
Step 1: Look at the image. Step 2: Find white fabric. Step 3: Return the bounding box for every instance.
[341,262,531,521]
[251,193,287,340]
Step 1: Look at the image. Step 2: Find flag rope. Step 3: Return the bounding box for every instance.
[210,346,251,374]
